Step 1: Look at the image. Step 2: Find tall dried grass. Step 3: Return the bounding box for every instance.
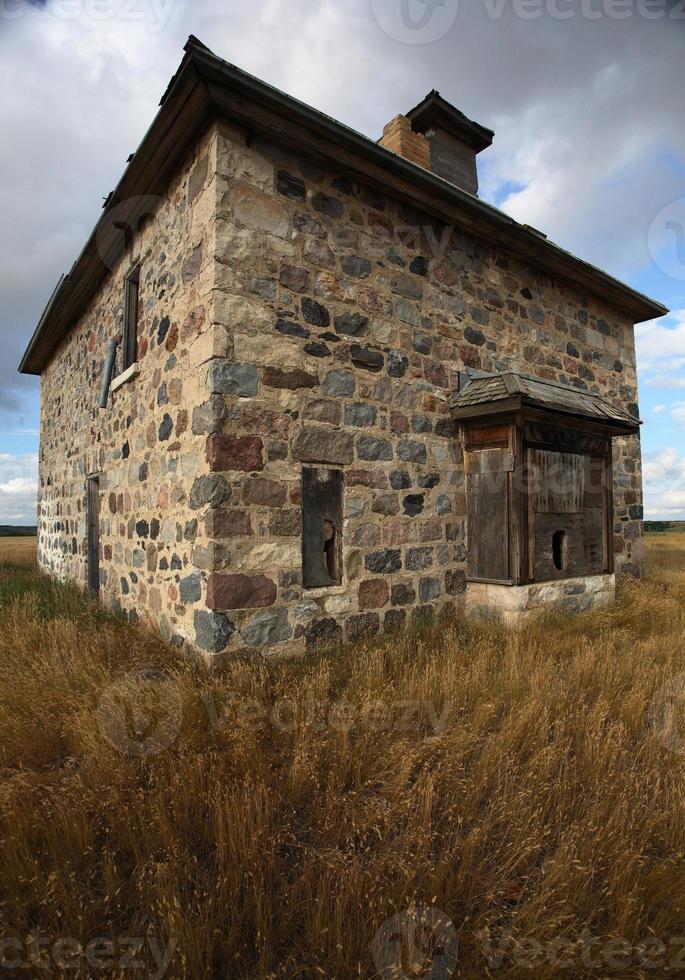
[1,535,685,978]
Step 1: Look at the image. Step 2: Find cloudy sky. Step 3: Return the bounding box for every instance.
[1,0,684,522]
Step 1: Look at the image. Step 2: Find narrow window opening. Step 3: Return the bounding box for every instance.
[323,518,341,583]
[87,475,100,595]
[122,265,140,370]
[552,529,567,572]
[302,467,344,589]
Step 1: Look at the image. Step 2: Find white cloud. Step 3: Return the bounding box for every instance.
[643,447,685,519]
[0,454,38,524]
[653,405,667,414]
[636,310,685,384]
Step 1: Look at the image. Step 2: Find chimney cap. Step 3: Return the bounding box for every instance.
[407,90,494,153]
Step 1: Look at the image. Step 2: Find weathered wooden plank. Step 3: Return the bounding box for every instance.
[467,472,509,581]
[465,423,511,449]
[528,449,585,514]
[533,510,604,581]
[464,449,514,475]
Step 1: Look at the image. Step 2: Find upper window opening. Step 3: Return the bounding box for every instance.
[122,265,140,370]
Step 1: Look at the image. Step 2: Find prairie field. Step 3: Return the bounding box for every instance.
[1,534,685,978]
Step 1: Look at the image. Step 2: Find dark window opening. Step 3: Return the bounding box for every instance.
[122,265,140,370]
[302,467,343,589]
[87,475,100,595]
[552,530,567,572]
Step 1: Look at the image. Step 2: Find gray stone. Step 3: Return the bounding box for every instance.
[159,414,173,441]
[419,577,441,602]
[190,475,232,510]
[345,403,377,428]
[334,313,369,337]
[192,396,228,435]
[387,350,409,378]
[356,436,393,461]
[302,297,330,327]
[436,494,452,515]
[403,494,424,516]
[395,298,419,326]
[180,573,202,603]
[194,610,235,653]
[390,470,412,490]
[398,440,427,465]
[342,256,372,279]
[322,369,355,397]
[241,608,292,647]
[293,426,354,465]
[351,345,384,372]
[209,361,259,398]
[365,548,401,574]
[406,547,433,571]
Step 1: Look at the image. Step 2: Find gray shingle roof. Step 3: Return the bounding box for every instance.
[450,372,639,430]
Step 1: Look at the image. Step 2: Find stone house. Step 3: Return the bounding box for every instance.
[19,37,666,654]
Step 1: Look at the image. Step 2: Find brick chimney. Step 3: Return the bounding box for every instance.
[379,114,431,171]
[381,91,494,196]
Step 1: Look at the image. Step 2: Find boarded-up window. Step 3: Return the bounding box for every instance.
[302,467,343,589]
[465,450,512,582]
[123,265,140,370]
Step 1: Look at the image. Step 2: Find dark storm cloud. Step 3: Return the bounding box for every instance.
[0,0,682,430]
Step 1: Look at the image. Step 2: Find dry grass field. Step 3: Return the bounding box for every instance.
[1,534,685,978]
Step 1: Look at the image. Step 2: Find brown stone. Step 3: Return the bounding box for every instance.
[243,477,288,507]
[358,578,390,610]
[206,434,264,472]
[304,399,342,425]
[293,426,354,465]
[207,573,277,610]
[209,509,253,538]
[270,509,302,536]
[347,469,388,489]
[262,367,318,389]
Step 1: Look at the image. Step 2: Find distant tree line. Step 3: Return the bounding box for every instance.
[644,521,676,533]
[0,526,37,537]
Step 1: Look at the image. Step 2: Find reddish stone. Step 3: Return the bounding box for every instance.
[419,522,442,542]
[262,367,318,390]
[241,406,290,439]
[390,412,409,434]
[347,468,388,489]
[243,477,287,507]
[383,523,418,545]
[207,573,276,610]
[165,324,179,353]
[358,578,390,610]
[206,434,264,472]
[108,493,117,514]
[208,509,253,538]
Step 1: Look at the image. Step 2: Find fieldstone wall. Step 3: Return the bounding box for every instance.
[37,112,644,659]
[38,122,221,648]
[193,118,643,658]
[466,574,616,628]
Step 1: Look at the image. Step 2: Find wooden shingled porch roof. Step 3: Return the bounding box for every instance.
[450,372,640,433]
